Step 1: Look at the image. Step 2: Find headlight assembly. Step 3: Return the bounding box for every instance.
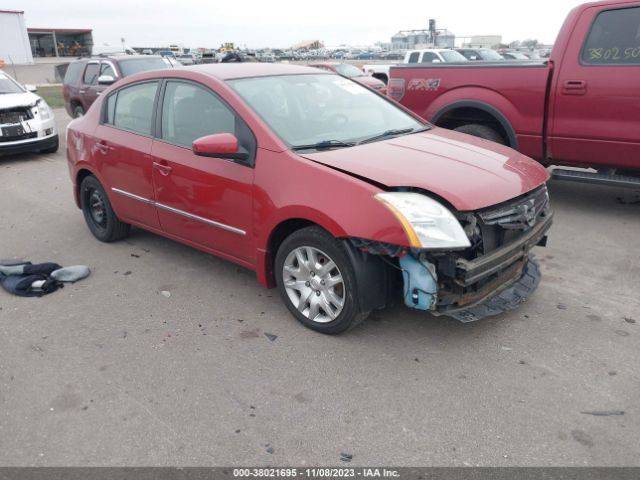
[375,192,471,250]
[36,99,52,120]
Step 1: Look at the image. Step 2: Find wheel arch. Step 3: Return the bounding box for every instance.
[432,100,519,150]
[74,167,99,208]
[260,214,345,288]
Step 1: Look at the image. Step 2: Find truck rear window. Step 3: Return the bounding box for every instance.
[582,6,640,65]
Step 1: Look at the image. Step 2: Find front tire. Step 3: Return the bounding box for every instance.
[453,124,506,145]
[275,226,368,334]
[80,175,130,242]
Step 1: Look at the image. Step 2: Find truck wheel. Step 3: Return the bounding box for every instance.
[275,226,369,334]
[72,105,85,118]
[454,124,505,145]
[80,175,130,243]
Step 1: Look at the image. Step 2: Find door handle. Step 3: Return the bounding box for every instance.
[153,161,172,176]
[79,90,86,94]
[94,141,110,154]
[562,80,587,95]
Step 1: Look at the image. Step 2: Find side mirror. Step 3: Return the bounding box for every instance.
[98,75,115,85]
[24,84,37,92]
[192,133,249,161]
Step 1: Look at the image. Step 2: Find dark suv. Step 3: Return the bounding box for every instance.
[63,55,174,118]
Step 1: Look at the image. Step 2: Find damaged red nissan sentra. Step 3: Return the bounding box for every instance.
[66,64,553,334]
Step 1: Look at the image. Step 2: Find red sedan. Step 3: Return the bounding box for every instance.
[308,62,387,95]
[66,64,552,334]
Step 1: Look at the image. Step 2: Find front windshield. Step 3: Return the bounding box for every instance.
[0,73,25,94]
[480,49,504,61]
[333,63,365,78]
[119,58,169,76]
[440,51,468,62]
[228,74,425,149]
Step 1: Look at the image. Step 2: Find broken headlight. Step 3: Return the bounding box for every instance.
[375,192,471,250]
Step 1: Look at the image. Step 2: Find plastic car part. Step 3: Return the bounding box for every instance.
[399,255,438,310]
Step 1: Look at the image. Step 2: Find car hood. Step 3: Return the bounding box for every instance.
[0,91,40,110]
[299,127,549,211]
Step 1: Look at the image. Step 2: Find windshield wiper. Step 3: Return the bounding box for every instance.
[358,126,430,145]
[291,139,356,151]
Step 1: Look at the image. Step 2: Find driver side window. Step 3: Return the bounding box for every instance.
[161,81,236,148]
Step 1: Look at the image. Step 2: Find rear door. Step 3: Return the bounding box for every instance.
[80,61,102,111]
[95,81,161,229]
[549,4,640,170]
[150,80,255,263]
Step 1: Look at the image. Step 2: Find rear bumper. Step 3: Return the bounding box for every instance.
[0,134,59,156]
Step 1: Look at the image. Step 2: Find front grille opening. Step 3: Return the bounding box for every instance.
[0,107,34,125]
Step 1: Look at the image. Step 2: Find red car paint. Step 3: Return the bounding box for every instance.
[308,63,387,95]
[388,0,640,171]
[66,64,548,291]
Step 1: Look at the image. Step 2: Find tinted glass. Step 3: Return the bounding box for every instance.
[64,61,86,85]
[105,92,117,124]
[118,58,168,77]
[161,81,236,147]
[83,63,99,85]
[582,7,640,65]
[408,52,420,63]
[229,74,424,148]
[420,52,438,63]
[112,82,158,135]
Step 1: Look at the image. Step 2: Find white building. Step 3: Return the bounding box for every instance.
[462,35,503,49]
[0,9,34,65]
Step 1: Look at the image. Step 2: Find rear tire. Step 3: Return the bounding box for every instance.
[275,226,369,334]
[80,175,130,242]
[453,124,506,145]
[72,105,85,118]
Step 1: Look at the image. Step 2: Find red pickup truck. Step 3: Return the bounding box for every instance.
[388,0,640,187]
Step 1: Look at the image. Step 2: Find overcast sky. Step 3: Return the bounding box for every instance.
[9,0,581,48]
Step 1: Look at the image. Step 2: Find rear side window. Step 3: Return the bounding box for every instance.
[104,81,158,136]
[420,52,438,63]
[64,62,85,85]
[160,81,236,148]
[582,7,640,65]
[407,52,420,63]
[83,63,99,85]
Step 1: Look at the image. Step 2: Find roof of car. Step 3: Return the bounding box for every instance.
[186,63,326,80]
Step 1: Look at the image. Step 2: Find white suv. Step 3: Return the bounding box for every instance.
[0,71,58,156]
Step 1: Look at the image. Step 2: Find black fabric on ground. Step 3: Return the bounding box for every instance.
[0,273,63,297]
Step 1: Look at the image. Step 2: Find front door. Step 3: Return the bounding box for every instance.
[151,80,255,264]
[549,4,640,170]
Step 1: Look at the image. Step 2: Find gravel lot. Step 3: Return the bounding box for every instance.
[0,110,638,466]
